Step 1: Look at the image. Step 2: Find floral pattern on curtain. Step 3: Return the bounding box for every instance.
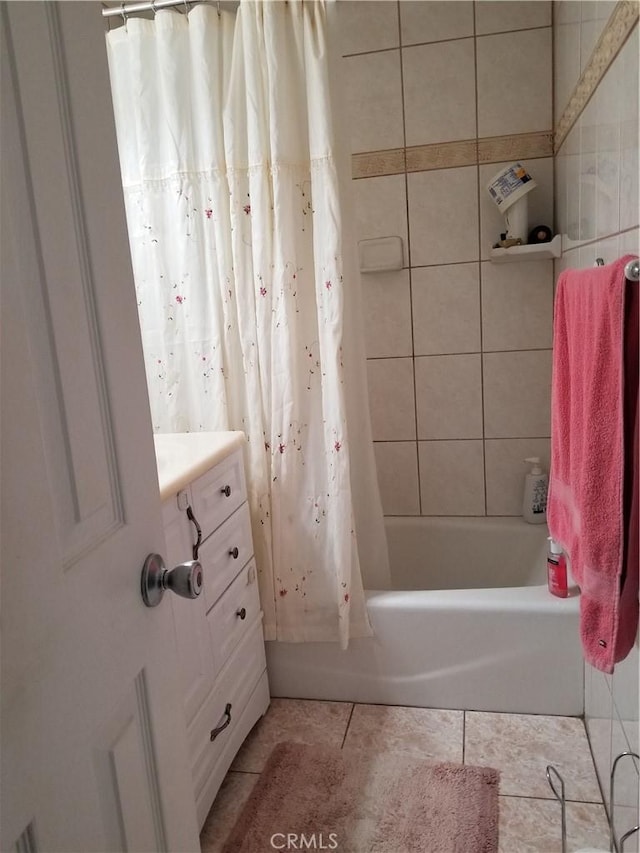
[107,0,386,646]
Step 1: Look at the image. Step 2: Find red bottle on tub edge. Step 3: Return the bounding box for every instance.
[547,537,568,598]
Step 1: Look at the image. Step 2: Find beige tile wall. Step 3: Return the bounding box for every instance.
[338,0,554,517]
[553,6,639,845]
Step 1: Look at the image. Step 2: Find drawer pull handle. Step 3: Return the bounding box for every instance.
[186,505,202,561]
[229,546,239,559]
[236,607,247,620]
[210,703,232,742]
[221,485,232,498]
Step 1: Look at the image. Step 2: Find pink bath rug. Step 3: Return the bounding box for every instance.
[222,741,500,852]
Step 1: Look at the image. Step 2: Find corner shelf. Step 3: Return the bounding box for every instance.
[489,234,561,264]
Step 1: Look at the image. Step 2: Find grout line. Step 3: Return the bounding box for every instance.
[498,792,606,805]
[479,258,488,517]
[232,770,262,776]
[482,347,553,355]
[373,437,552,443]
[340,704,356,749]
[474,23,552,40]
[343,45,404,59]
[409,259,490,269]
[397,0,422,516]
[462,710,466,764]
[561,225,640,256]
[582,716,611,819]
[408,251,553,269]
[378,512,527,518]
[414,434,422,516]
[367,347,554,361]
[342,24,552,59]
[472,3,488,517]
[479,261,489,516]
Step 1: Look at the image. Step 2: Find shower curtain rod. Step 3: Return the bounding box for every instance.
[102,0,219,18]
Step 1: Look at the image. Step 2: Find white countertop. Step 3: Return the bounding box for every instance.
[153,431,246,500]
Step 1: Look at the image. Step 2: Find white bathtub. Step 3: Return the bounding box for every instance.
[266,517,583,716]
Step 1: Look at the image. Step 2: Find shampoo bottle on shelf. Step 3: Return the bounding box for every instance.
[522,457,548,524]
[547,538,568,598]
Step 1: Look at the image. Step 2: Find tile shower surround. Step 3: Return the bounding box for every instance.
[553,4,639,849]
[339,1,555,517]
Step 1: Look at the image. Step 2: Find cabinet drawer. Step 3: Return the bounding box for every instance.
[188,618,267,799]
[208,559,261,674]
[195,672,270,829]
[191,448,246,539]
[170,593,216,723]
[200,503,254,610]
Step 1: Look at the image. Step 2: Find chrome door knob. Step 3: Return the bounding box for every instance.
[141,553,203,607]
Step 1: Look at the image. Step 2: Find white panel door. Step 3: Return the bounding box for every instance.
[1,4,200,851]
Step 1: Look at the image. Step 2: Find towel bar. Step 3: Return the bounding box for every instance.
[593,257,639,281]
[624,258,639,281]
[611,752,640,852]
[547,756,640,852]
[546,764,567,853]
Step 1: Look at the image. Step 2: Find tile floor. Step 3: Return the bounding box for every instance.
[200,698,610,853]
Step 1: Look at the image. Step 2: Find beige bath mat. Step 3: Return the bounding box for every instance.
[222,741,499,852]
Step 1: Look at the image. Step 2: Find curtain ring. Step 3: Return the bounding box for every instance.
[151,0,157,12]
[182,0,189,15]
[120,3,128,29]
[217,0,221,17]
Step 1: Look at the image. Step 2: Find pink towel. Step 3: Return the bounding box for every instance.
[618,275,639,662]
[548,255,639,674]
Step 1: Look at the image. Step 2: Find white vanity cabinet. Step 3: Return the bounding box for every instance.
[157,435,270,828]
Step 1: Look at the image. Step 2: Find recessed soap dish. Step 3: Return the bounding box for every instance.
[358,236,404,273]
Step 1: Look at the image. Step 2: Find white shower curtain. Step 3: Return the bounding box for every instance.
[106,0,388,646]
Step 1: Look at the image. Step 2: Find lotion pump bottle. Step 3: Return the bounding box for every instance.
[522,457,548,524]
[547,538,568,598]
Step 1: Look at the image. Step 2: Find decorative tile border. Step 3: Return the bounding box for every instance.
[478,131,553,165]
[352,148,405,179]
[406,139,478,173]
[352,131,553,179]
[554,0,639,152]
